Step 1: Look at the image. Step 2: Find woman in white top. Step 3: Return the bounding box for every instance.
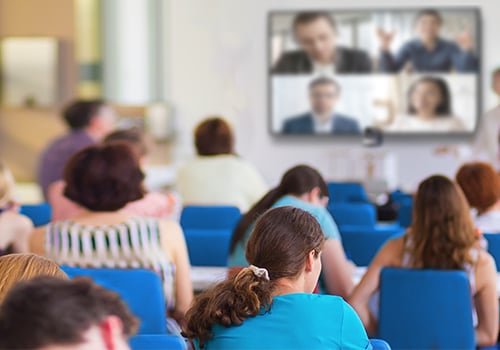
[387,76,466,132]
[456,162,500,233]
[176,117,267,212]
[348,175,498,347]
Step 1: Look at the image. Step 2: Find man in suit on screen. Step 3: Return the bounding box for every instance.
[282,77,361,134]
[272,12,372,74]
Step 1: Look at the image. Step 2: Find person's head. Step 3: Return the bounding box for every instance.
[408,77,451,117]
[230,165,328,254]
[456,162,500,215]
[103,128,150,162]
[0,162,15,208]
[0,276,138,350]
[409,175,476,269]
[492,67,500,97]
[63,143,145,212]
[194,117,234,156]
[292,12,337,64]
[0,254,67,304]
[63,100,116,140]
[309,77,341,117]
[184,206,326,346]
[415,9,443,43]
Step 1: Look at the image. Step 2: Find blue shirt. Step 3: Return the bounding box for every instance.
[37,130,95,199]
[379,38,478,73]
[228,195,341,267]
[197,293,372,350]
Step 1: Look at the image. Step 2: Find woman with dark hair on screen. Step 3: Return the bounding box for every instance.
[228,165,354,298]
[184,206,370,349]
[348,175,498,346]
[387,76,466,132]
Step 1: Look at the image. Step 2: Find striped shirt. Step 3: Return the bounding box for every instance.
[46,217,176,309]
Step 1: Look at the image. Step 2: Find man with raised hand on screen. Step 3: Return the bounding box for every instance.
[282,77,361,134]
[377,9,478,73]
[272,12,372,74]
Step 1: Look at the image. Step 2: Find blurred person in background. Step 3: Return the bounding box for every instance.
[456,162,500,233]
[378,9,478,73]
[349,175,498,346]
[48,128,180,221]
[0,162,33,255]
[176,117,267,212]
[229,165,355,298]
[31,143,193,331]
[37,99,116,199]
[0,276,137,350]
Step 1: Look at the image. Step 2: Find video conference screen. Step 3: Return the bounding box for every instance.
[269,8,481,136]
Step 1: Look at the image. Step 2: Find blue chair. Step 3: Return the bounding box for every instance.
[328,203,403,235]
[327,182,369,203]
[180,206,241,267]
[129,335,186,350]
[370,339,392,350]
[483,234,500,271]
[328,202,377,227]
[379,268,475,349]
[180,206,241,230]
[19,203,51,227]
[62,267,167,334]
[340,230,403,266]
[184,229,231,266]
[389,190,413,228]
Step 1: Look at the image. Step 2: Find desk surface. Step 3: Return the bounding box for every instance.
[191,266,500,296]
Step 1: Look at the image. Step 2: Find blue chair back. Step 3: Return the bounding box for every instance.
[19,203,51,227]
[379,268,475,349]
[180,206,241,267]
[484,233,500,271]
[328,182,369,203]
[180,206,241,230]
[328,202,377,228]
[62,267,167,334]
[129,335,186,350]
[340,230,403,266]
[370,339,392,350]
[184,229,231,266]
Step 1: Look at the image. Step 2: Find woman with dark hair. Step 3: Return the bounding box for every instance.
[176,117,267,212]
[184,206,370,349]
[349,175,498,346]
[387,77,466,132]
[456,162,500,233]
[229,165,354,298]
[29,143,193,330]
[48,128,180,221]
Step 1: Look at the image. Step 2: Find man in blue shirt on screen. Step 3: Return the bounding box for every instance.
[377,9,478,73]
[282,77,361,134]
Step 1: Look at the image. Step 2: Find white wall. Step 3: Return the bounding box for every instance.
[166,0,500,190]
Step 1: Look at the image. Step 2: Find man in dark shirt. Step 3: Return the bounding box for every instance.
[378,9,478,73]
[37,100,116,199]
[272,12,372,74]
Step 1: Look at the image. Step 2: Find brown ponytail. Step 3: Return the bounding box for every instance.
[184,206,325,347]
[229,165,328,254]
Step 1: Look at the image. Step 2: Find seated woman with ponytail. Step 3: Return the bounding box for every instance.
[228,165,354,297]
[184,206,371,349]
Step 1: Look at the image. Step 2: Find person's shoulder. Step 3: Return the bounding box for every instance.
[276,293,345,309]
[284,113,312,125]
[272,50,310,74]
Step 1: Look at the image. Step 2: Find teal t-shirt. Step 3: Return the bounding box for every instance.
[196,293,372,350]
[228,195,341,267]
